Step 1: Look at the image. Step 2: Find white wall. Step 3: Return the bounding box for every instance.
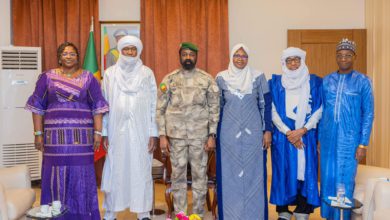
[0,0,11,46]
[99,0,140,21]
[229,0,365,78]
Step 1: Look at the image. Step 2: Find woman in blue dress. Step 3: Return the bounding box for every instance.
[216,43,272,220]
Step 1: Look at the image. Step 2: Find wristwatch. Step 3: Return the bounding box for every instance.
[208,133,217,138]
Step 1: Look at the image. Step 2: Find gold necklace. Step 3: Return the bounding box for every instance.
[61,68,78,78]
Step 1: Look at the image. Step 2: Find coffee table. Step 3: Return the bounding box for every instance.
[323,198,362,220]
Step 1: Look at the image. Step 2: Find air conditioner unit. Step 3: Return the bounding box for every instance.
[0,46,42,180]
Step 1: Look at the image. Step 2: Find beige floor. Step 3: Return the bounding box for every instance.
[33,181,324,220]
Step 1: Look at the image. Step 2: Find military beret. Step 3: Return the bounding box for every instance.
[180,42,198,52]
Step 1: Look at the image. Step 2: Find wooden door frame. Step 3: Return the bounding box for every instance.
[288,29,367,73]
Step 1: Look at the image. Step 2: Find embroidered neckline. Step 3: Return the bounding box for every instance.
[55,68,83,80]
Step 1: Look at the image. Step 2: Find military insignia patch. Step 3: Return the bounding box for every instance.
[160,83,168,93]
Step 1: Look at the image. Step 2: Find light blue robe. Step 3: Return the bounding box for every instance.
[320,70,374,220]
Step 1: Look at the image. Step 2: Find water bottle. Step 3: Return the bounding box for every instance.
[336,183,346,205]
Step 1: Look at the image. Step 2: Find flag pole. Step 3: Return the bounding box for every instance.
[91,16,94,32]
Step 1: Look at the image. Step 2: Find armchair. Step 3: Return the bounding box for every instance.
[163,150,217,219]
[372,181,390,220]
[353,164,390,220]
[0,165,36,220]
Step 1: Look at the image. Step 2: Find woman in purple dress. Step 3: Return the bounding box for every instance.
[25,42,108,219]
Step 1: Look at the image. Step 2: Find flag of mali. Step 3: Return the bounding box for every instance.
[83,18,105,161]
[83,21,101,81]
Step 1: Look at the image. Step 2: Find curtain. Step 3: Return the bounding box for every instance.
[141,0,229,83]
[12,0,100,72]
[366,0,390,168]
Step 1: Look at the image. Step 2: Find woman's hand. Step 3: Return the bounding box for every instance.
[34,135,44,152]
[263,131,272,149]
[92,114,103,151]
[93,134,102,151]
[148,137,158,153]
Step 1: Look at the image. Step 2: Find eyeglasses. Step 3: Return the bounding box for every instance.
[285,57,301,64]
[61,52,77,57]
[336,54,354,60]
[233,54,248,60]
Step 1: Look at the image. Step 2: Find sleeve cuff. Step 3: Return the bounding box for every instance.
[93,105,109,115]
[303,124,312,131]
[282,127,291,135]
[265,123,272,132]
[158,130,167,136]
[209,127,217,135]
[24,104,45,115]
[150,122,159,137]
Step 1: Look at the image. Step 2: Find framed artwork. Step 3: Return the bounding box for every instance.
[100,21,140,76]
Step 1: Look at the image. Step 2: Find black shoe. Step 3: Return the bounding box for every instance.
[137,218,151,220]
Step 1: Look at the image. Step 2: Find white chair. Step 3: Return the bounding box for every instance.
[0,165,36,220]
[372,181,390,220]
[352,165,390,220]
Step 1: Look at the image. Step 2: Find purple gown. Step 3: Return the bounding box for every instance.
[25,69,108,220]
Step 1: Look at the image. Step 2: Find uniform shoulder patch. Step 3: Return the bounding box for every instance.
[159,82,168,93]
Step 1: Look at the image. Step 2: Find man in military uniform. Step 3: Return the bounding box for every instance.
[156,42,220,217]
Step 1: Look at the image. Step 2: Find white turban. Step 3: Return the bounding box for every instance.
[118,35,142,60]
[281,47,306,65]
[116,35,143,73]
[281,47,310,130]
[114,35,145,93]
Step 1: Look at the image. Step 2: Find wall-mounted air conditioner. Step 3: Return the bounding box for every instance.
[0,46,42,180]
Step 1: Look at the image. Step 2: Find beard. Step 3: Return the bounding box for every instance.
[181,59,196,70]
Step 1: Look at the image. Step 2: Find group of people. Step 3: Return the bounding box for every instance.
[26,35,374,220]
